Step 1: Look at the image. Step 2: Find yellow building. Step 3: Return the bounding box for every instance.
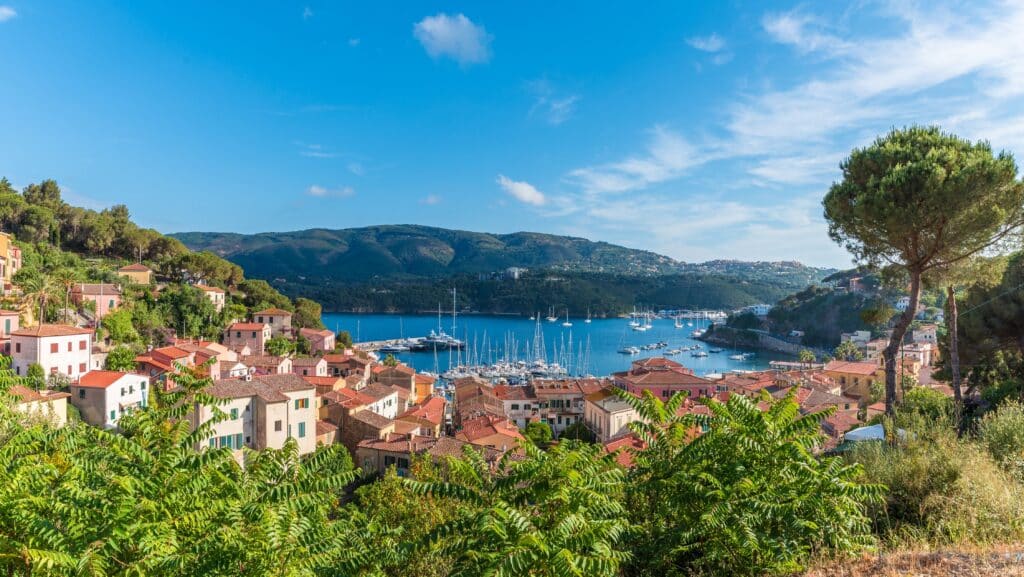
[117,263,152,285]
[0,232,23,290]
[823,360,883,400]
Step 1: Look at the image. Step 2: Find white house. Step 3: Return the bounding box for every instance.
[195,285,226,312]
[69,370,150,429]
[894,296,911,312]
[913,324,938,344]
[583,389,640,443]
[11,325,94,381]
[744,303,773,317]
[195,373,318,455]
[360,383,401,420]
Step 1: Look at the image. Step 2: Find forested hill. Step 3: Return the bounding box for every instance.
[172,225,832,285]
[172,225,684,280]
[172,225,832,314]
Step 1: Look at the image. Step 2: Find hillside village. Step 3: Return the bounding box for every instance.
[4,241,952,468]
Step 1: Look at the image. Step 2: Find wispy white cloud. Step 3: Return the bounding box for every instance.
[687,33,732,65]
[547,1,1024,266]
[687,33,725,53]
[413,13,491,66]
[567,126,702,194]
[420,194,442,205]
[526,79,580,125]
[298,143,337,159]
[307,185,354,198]
[497,175,546,206]
[0,6,16,22]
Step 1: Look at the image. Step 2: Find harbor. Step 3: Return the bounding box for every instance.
[329,310,790,380]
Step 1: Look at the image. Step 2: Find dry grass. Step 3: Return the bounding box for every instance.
[805,545,1024,577]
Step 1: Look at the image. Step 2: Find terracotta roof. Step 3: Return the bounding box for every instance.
[12,325,93,338]
[8,385,70,403]
[0,309,20,316]
[299,327,333,338]
[614,368,712,387]
[316,420,338,436]
[603,432,647,468]
[632,357,685,370]
[362,383,398,401]
[302,376,340,387]
[375,364,415,376]
[323,387,376,407]
[824,360,881,376]
[78,370,134,389]
[357,433,503,462]
[227,322,267,332]
[398,396,447,426]
[208,374,313,403]
[118,263,151,272]
[351,409,393,429]
[152,346,191,359]
[135,355,173,372]
[322,354,350,363]
[241,354,288,367]
[456,414,524,444]
[392,419,422,435]
[194,284,225,293]
[415,374,436,386]
[254,308,292,316]
[493,384,536,401]
[72,283,121,296]
[532,378,611,398]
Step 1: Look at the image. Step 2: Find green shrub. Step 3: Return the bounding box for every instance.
[978,400,1024,482]
[849,418,1024,546]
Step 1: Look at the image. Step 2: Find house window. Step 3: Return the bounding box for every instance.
[235,433,243,448]
[50,343,58,353]
[15,342,20,353]
[511,403,520,410]
[294,398,309,410]
[67,342,72,352]
[230,408,239,420]
[79,340,87,350]
[78,389,85,399]
[109,299,115,309]
[298,422,306,438]
[251,332,257,338]
[274,420,282,432]
[384,456,396,466]
[209,438,216,448]
[79,363,86,373]
[110,409,117,421]
[141,382,147,390]
[67,365,71,375]
[236,331,241,338]
[121,388,126,396]
[3,319,8,335]
[245,436,251,444]
[397,458,410,469]
[257,316,263,323]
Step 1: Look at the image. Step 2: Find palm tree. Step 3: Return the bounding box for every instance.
[52,268,79,324]
[19,273,55,325]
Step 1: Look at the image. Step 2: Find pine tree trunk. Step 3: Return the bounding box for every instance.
[884,272,921,416]
[947,286,962,404]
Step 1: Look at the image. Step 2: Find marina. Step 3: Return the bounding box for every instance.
[324,310,788,379]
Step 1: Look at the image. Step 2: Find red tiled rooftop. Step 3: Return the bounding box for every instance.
[254,308,292,316]
[12,324,93,338]
[824,360,881,376]
[78,370,132,389]
[227,322,267,331]
[118,263,151,272]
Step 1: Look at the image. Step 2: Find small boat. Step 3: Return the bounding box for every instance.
[562,309,573,327]
[691,351,708,358]
[729,354,746,361]
[618,346,640,355]
[709,348,723,353]
[665,349,682,356]
[691,329,705,338]
[585,309,592,324]
[545,306,558,323]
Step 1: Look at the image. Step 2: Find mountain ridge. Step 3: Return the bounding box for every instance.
[171,224,832,283]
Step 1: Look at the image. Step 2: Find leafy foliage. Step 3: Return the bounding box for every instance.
[619,389,883,576]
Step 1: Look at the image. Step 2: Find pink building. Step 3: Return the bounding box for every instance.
[195,284,226,312]
[223,322,271,355]
[299,327,335,354]
[11,324,94,381]
[71,283,122,319]
[292,356,328,377]
[612,357,717,400]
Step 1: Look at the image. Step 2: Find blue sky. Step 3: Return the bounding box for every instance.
[2,1,1024,268]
